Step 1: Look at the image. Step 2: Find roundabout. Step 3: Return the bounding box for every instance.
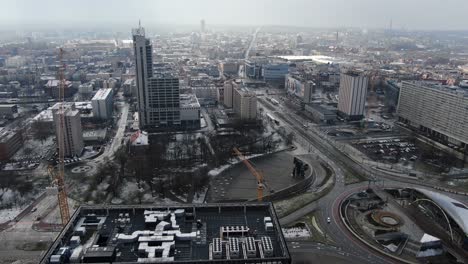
[70,165,93,174]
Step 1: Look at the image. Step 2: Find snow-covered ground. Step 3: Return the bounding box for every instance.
[282,227,311,239]
[0,207,22,223]
[192,187,208,203]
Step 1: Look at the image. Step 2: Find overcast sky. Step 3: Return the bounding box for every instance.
[1,0,468,30]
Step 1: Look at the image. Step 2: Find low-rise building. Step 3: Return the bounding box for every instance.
[0,104,18,119]
[304,104,337,124]
[180,93,201,129]
[0,129,23,161]
[285,74,315,103]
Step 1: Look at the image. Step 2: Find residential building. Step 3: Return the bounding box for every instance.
[220,61,238,76]
[223,81,236,108]
[122,78,136,96]
[51,103,84,157]
[78,83,94,94]
[91,88,113,120]
[233,87,257,120]
[45,79,75,98]
[0,129,23,161]
[337,71,369,120]
[397,81,468,149]
[224,80,257,120]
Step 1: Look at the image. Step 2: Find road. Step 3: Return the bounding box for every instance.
[244,27,261,59]
[259,97,468,263]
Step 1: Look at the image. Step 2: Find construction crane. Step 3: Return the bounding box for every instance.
[48,47,70,225]
[232,147,265,202]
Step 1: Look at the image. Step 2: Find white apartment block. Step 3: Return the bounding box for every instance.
[91,88,113,120]
[337,71,368,120]
[51,103,84,157]
[233,88,257,120]
[397,81,468,147]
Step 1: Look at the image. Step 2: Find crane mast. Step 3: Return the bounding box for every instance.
[233,147,264,201]
[49,47,70,225]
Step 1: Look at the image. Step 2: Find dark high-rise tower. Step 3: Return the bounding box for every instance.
[132,22,153,128]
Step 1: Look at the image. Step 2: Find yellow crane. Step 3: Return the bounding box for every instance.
[233,147,265,202]
[48,47,70,225]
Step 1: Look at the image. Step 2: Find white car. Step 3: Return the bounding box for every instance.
[327,217,331,223]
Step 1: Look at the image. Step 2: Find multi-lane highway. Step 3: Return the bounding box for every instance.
[258,96,467,263]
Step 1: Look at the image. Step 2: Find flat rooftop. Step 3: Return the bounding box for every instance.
[180,93,201,108]
[405,81,468,96]
[92,88,113,101]
[40,203,290,264]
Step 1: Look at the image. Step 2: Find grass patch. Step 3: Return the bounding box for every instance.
[274,178,334,218]
[17,241,51,251]
[344,171,364,185]
[299,210,335,245]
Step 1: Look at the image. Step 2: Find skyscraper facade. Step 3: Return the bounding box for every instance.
[337,71,368,120]
[132,24,153,128]
[146,73,181,127]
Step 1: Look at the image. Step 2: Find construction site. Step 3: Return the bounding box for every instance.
[39,203,291,264]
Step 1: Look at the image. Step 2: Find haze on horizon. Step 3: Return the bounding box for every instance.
[1,0,468,31]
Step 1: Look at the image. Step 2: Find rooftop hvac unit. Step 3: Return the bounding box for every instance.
[261,236,273,257]
[229,237,240,259]
[245,237,257,258]
[212,238,222,259]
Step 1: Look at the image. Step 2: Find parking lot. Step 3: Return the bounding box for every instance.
[353,137,418,163]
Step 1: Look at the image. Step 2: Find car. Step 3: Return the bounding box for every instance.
[31,208,37,213]
[327,217,331,223]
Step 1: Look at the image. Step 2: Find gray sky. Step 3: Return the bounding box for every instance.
[1,0,468,30]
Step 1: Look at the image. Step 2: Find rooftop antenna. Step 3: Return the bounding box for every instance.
[139,19,141,28]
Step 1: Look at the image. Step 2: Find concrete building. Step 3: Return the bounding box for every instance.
[78,83,94,94]
[91,88,113,120]
[45,80,75,99]
[304,104,337,124]
[51,103,84,157]
[337,71,369,120]
[397,81,468,149]
[192,86,217,106]
[0,129,23,161]
[123,78,136,96]
[223,81,236,108]
[145,73,181,128]
[180,93,201,129]
[233,87,257,120]
[0,104,18,118]
[132,24,154,129]
[285,74,315,103]
[219,61,238,76]
[224,80,257,120]
[262,63,289,81]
